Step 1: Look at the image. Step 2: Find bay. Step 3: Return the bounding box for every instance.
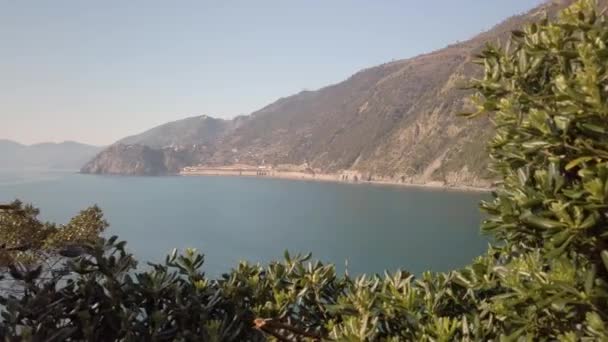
[0,169,490,276]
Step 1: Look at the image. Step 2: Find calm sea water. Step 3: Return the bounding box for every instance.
[0,169,490,276]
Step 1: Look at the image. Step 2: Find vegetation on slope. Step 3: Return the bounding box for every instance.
[4,0,608,340]
[81,116,234,175]
[117,115,234,149]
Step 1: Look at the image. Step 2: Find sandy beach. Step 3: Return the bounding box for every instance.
[180,168,492,193]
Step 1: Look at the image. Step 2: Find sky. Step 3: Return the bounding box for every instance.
[1,0,542,146]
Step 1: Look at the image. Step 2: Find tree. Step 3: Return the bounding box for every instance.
[0,200,107,296]
[460,0,608,338]
[0,200,107,267]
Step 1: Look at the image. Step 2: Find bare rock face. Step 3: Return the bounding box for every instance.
[81,145,167,175]
[81,140,223,176]
[81,116,230,176]
[81,0,586,186]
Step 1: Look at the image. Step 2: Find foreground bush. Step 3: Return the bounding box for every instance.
[0,200,107,268]
[2,0,608,340]
[0,231,531,341]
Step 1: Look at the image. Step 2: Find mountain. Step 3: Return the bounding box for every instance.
[0,140,103,170]
[117,115,235,149]
[81,116,238,175]
[81,0,584,186]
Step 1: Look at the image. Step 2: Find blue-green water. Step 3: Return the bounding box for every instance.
[0,169,489,276]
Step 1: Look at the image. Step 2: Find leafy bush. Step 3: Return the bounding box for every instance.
[0,200,107,264]
[2,0,608,340]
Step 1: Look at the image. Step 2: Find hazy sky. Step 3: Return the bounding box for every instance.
[1,0,541,146]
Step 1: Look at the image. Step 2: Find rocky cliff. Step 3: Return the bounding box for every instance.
[81,0,585,186]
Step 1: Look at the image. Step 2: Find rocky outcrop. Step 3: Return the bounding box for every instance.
[81,116,232,175]
[81,145,167,175]
[81,140,226,176]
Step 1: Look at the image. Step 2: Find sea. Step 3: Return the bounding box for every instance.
[0,169,490,276]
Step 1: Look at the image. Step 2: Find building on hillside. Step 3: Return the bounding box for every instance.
[340,170,361,182]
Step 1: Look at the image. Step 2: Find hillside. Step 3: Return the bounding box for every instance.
[117,115,235,149]
[81,116,237,175]
[81,0,583,186]
[0,140,102,170]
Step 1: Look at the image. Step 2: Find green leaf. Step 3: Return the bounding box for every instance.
[584,265,596,294]
[601,250,608,272]
[520,211,566,230]
[579,123,607,134]
[457,111,484,118]
[565,156,594,170]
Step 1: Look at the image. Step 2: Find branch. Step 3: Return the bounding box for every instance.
[254,318,328,341]
[0,244,31,252]
[0,204,17,210]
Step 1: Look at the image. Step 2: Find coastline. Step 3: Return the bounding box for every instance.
[179,170,493,193]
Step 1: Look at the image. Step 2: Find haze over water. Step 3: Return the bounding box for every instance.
[0,169,489,275]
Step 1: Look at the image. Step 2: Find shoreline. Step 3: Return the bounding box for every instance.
[179,171,493,193]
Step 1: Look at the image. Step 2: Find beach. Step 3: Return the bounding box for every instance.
[180,167,492,192]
